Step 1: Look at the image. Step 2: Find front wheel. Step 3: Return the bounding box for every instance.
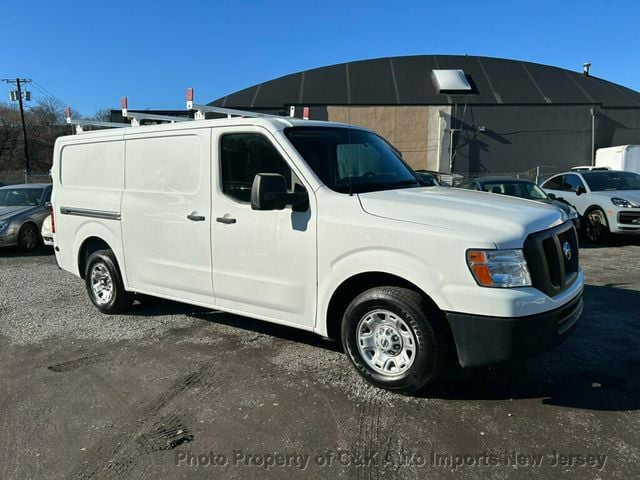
[85,249,134,314]
[18,223,39,252]
[584,208,610,243]
[341,287,448,393]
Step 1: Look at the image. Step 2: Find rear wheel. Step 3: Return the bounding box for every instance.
[341,287,448,393]
[85,249,133,314]
[17,223,39,252]
[584,208,610,243]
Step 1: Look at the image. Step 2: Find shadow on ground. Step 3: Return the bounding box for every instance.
[424,283,640,411]
[0,244,54,257]
[126,281,640,411]
[579,234,640,249]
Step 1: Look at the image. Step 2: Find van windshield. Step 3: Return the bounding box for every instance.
[284,127,421,194]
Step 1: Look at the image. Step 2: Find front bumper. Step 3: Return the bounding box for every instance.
[611,210,640,234]
[445,291,583,367]
[0,231,18,247]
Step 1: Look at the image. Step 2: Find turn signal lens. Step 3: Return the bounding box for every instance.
[466,249,532,288]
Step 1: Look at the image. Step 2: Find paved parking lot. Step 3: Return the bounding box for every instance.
[1,239,639,479]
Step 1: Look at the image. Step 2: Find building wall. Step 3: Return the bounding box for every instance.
[450,105,596,174]
[326,106,438,170]
[324,104,640,174]
[596,108,640,149]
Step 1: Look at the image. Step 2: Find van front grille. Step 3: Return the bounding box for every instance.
[523,222,579,297]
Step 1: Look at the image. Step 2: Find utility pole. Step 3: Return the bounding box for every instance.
[2,78,32,174]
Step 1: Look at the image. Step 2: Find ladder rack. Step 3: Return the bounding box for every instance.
[65,88,304,134]
[65,107,129,134]
[186,87,287,120]
[125,112,193,127]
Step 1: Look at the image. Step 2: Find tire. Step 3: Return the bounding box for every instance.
[584,208,610,243]
[341,286,448,394]
[17,223,39,252]
[84,249,134,314]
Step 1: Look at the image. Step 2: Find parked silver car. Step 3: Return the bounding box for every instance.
[0,183,53,251]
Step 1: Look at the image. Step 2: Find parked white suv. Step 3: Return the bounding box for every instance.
[541,170,640,242]
[51,118,584,393]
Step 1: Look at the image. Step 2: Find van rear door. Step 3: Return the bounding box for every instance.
[121,129,214,305]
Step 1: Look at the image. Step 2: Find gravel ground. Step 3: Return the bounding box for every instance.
[1,239,639,480]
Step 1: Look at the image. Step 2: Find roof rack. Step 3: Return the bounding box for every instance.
[65,107,128,134]
[121,97,193,126]
[185,87,285,120]
[65,88,306,134]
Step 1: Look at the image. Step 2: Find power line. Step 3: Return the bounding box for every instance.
[30,80,67,106]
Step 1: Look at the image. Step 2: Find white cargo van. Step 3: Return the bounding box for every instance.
[51,117,584,392]
[595,145,640,174]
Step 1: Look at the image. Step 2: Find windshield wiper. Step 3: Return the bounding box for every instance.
[333,179,420,194]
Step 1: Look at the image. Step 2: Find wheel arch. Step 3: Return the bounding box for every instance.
[584,204,605,215]
[323,271,446,343]
[18,220,39,235]
[77,236,116,279]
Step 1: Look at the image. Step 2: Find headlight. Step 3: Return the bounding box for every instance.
[611,197,640,208]
[467,249,532,288]
[0,221,8,233]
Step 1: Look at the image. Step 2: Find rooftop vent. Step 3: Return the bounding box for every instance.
[432,69,472,93]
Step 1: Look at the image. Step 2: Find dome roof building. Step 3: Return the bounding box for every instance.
[211,55,640,174]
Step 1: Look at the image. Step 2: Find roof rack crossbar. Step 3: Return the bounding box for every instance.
[187,102,282,120]
[124,111,194,127]
[65,118,129,134]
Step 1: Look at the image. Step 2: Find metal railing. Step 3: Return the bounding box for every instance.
[0,172,51,185]
[451,166,565,186]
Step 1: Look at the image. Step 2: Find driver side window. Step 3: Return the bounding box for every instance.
[544,175,564,190]
[220,133,296,203]
[563,174,584,192]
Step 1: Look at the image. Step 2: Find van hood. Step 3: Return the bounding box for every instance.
[358,187,566,248]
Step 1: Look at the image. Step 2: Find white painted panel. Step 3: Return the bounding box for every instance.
[125,135,200,193]
[61,141,123,189]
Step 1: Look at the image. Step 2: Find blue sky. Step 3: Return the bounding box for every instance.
[2,0,639,116]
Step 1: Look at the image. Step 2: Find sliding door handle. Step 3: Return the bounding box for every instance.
[216,216,236,225]
[187,212,206,222]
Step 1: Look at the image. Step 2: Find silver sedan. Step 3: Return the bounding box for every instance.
[0,184,53,251]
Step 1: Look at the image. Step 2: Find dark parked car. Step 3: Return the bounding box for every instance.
[458,177,580,228]
[414,170,443,187]
[0,183,53,251]
[414,169,460,187]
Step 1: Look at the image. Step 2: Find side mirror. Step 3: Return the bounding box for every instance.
[547,193,556,199]
[251,173,309,212]
[576,186,586,196]
[44,201,52,208]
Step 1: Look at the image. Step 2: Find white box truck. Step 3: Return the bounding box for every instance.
[51,114,584,393]
[595,145,640,174]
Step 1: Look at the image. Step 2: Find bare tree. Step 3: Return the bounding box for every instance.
[29,97,65,126]
[93,108,112,122]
